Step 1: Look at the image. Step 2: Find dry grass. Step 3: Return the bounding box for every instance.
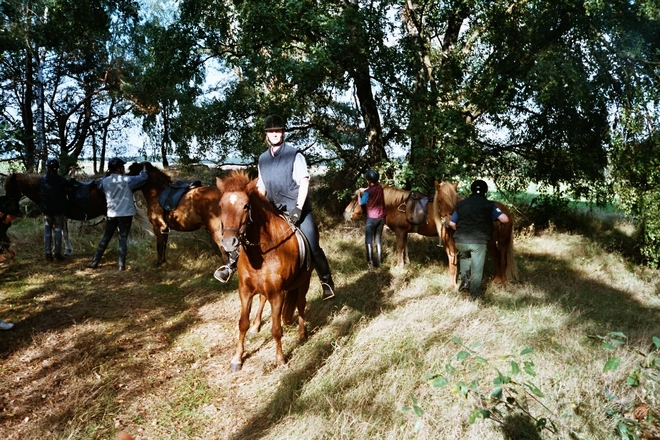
[1,190,660,439]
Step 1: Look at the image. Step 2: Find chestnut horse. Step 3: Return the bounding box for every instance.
[3,172,106,255]
[343,186,439,267]
[216,171,312,372]
[432,180,518,289]
[127,162,227,267]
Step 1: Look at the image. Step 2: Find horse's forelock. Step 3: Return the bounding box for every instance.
[221,171,251,193]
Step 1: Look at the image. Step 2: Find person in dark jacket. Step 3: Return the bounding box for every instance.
[360,169,386,269]
[0,195,20,329]
[449,179,509,300]
[86,158,147,271]
[39,158,70,261]
[257,114,336,300]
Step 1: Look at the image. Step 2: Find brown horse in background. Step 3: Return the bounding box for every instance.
[433,180,518,289]
[343,186,439,267]
[127,162,226,267]
[3,172,106,255]
[216,171,312,372]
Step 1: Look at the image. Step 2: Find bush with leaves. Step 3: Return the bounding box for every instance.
[597,332,660,440]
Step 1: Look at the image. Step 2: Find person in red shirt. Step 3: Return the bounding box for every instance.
[360,170,386,269]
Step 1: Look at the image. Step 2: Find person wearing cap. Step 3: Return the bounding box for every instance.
[0,195,21,330]
[86,158,147,271]
[360,169,386,269]
[449,179,509,300]
[39,158,71,261]
[219,114,336,300]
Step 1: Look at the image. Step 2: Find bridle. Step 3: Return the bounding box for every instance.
[222,203,296,251]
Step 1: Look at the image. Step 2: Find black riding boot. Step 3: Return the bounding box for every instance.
[87,248,103,269]
[312,249,335,300]
[366,244,374,270]
[375,244,382,268]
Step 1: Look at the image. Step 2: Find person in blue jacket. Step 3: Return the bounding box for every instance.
[39,158,71,261]
[449,179,509,300]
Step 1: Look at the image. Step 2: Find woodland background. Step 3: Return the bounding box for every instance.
[1,0,660,263]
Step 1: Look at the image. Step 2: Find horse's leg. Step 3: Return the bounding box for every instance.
[296,277,311,340]
[249,294,267,335]
[488,241,503,284]
[154,227,169,267]
[395,230,404,267]
[499,243,509,284]
[446,246,458,290]
[62,219,73,255]
[269,294,285,367]
[402,232,410,265]
[230,293,254,372]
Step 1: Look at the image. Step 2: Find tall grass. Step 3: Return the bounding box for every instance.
[1,189,659,439]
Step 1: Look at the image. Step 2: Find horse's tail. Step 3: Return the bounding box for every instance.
[282,290,298,326]
[505,237,519,282]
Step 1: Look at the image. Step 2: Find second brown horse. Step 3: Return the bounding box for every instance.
[127,162,225,266]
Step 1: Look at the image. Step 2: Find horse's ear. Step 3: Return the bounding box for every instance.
[247,178,258,194]
[216,176,224,192]
[453,181,459,190]
[434,180,441,190]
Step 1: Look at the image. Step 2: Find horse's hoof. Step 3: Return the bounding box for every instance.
[230,362,242,372]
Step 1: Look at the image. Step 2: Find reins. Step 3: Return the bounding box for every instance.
[223,205,295,252]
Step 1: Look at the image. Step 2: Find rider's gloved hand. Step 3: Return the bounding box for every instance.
[290,207,302,224]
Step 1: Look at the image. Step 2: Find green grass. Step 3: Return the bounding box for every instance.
[1,180,660,439]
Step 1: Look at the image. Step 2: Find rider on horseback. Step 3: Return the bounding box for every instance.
[214,115,336,301]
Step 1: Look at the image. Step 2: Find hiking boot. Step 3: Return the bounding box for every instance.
[54,253,65,261]
[459,275,469,292]
[86,261,99,269]
[118,265,126,271]
[214,265,234,283]
[0,320,14,330]
[45,253,53,261]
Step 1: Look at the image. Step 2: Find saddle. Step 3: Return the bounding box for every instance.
[158,180,202,212]
[403,190,429,225]
[283,214,312,271]
[68,179,97,210]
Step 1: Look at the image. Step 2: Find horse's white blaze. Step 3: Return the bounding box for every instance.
[229,194,238,204]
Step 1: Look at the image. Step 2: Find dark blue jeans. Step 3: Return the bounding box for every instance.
[92,216,133,265]
[43,214,65,255]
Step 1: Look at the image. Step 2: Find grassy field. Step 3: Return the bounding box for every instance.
[1,178,660,439]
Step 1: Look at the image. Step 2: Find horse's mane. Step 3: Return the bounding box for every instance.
[130,162,172,188]
[382,186,410,206]
[437,181,460,209]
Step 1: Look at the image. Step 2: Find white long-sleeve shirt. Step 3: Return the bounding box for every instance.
[98,170,148,217]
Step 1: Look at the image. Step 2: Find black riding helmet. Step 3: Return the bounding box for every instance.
[108,157,126,172]
[364,169,379,184]
[46,158,60,171]
[470,179,488,195]
[264,114,285,131]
